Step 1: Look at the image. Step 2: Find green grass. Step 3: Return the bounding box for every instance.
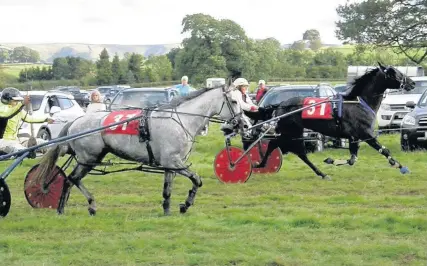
[1,124,427,265]
[0,63,51,77]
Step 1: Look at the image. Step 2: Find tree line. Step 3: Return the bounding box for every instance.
[14,5,427,86]
[0,46,40,63]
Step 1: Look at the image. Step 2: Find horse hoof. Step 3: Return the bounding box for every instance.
[57,210,64,215]
[324,158,334,165]
[179,203,187,214]
[164,210,171,216]
[400,167,410,174]
[88,208,96,216]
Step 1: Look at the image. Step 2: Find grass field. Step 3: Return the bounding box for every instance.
[0,63,51,78]
[0,124,427,265]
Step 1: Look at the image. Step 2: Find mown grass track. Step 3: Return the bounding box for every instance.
[0,124,427,265]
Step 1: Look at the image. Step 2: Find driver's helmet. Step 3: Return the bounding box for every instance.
[1,87,24,105]
[233,78,249,90]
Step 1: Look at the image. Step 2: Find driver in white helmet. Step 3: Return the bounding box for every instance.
[221,78,260,141]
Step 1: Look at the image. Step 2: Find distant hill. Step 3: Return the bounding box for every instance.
[1,42,347,63]
[1,43,182,63]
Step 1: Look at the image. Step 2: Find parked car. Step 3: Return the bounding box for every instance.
[400,88,427,151]
[108,87,209,136]
[108,87,179,110]
[250,84,282,103]
[52,86,90,108]
[334,84,348,93]
[257,84,345,152]
[377,76,427,130]
[18,90,85,141]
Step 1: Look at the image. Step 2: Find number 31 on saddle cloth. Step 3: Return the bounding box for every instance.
[301,97,333,120]
[102,110,143,135]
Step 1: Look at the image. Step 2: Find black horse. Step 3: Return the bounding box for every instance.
[253,62,415,180]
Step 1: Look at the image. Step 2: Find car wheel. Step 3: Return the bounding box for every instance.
[37,128,51,141]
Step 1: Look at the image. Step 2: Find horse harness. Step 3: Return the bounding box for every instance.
[137,86,240,167]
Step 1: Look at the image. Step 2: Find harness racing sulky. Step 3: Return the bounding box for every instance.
[0,83,243,218]
[213,62,416,183]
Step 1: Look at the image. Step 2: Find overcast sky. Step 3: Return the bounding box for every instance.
[0,0,352,45]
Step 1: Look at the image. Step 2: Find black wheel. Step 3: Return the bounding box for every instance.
[0,179,11,218]
[37,128,51,141]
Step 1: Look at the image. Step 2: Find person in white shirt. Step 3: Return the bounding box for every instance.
[85,90,107,114]
[221,78,261,144]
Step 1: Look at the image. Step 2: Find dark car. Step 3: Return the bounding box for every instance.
[53,86,90,107]
[249,84,282,103]
[400,89,427,151]
[98,85,130,104]
[257,84,345,152]
[108,87,179,111]
[334,84,349,94]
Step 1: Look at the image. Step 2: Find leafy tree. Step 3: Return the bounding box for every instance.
[142,55,173,82]
[96,48,113,85]
[309,39,322,51]
[111,53,125,84]
[336,0,427,64]
[126,69,136,84]
[52,57,70,79]
[128,53,144,82]
[10,46,40,63]
[0,49,10,63]
[290,40,306,50]
[303,29,321,42]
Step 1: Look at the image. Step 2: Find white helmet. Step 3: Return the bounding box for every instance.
[233,78,249,87]
[258,80,265,85]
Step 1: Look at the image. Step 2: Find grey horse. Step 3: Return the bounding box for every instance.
[31,85,242,216]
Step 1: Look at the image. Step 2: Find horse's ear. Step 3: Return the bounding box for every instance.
[378,61,386,70]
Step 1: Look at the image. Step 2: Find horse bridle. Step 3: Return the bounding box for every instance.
[219,85,242,128]
[382,66,409,91]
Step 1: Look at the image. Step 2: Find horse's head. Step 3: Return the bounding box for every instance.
[378,62,416,92]
[217,84,242,127]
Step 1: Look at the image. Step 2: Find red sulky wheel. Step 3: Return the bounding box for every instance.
[214,146,252,183]
[249,139,283,174]
[24,164,66,209]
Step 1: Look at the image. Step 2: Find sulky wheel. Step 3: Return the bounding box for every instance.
[24,164,66,209]
[0,179,11,218]
[249,139,283,174]
[214,146,252,183]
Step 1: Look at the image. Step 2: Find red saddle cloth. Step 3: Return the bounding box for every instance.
[102,110,143,135]
[301,97,333,120]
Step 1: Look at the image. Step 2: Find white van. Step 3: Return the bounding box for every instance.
[377,76,427,129]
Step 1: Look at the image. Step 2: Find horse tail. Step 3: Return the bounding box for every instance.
[30,121,73,188]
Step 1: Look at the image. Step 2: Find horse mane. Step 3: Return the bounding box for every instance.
[345,67,381,97]
[157,87,216,109]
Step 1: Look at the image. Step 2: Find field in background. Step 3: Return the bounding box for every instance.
[0,124,426,265]
[0,63,51,77]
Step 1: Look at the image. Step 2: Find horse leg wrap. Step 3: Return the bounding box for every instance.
[348,156,358,166]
